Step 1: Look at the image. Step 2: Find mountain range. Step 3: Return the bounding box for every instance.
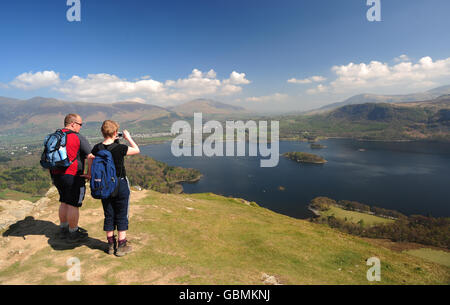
[168,98,248,116]
[1,86,450,146]
[278,94,450,142]
[0,97,248,141]
[314,85,450,113]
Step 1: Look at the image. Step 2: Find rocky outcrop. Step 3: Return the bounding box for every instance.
[0,187,56,231]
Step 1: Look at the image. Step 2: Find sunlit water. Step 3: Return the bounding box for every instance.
[141,139,450,219]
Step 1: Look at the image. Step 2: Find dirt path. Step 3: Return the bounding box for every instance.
[0,189,173,284]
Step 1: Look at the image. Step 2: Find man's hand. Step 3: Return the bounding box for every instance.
[81,154,95,180]
[80,173,91,179]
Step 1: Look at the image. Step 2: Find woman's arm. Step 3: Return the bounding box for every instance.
[123,130,140,156]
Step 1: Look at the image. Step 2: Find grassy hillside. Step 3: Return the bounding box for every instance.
[310,197,449,249]
[405,249,450,268]
[0,150,201,197]
[319,205,395,227]
[0,189,41,202]
[277,97,450,142]
[0,189,448,284]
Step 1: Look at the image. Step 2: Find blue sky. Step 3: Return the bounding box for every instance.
[1,0,449,113]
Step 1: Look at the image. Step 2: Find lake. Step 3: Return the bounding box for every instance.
[141,139,450,219]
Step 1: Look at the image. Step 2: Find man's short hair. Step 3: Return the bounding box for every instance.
[101,120,120,138]
[64,114,81,127]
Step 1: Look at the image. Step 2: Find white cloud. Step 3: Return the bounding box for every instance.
[306,84,328,95]
[219,84,243,96]
[164,69,221,97]
[163,69,250,99]
[206,69,217,79]
[56,73,164,102]
[122,97,146,103]
[245,93,288,103]
[394,54,410,63]
[7,68,251,104]
[11,71,60,90]
[288,75,326,84]
[297,56,450,97]
[328,56,450,93]
[226,71,251,85]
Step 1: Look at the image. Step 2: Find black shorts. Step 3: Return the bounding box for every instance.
[51,174,86,207]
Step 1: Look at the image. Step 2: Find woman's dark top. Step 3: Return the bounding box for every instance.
[91,142,129,178]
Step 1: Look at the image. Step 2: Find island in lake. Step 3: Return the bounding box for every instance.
[282,151,327,164]
[310,143,327,149]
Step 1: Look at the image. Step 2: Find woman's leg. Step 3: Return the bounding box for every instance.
[102,198,117,254]
[118,230,126,240]
[102,198,115,231]
[115,177,131,256]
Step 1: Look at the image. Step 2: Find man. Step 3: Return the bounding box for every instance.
[51,113,94,243]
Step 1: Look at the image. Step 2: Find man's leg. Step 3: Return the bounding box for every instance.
[57,203,70,238]
[65,176,88,243]
[53,174,69,237]
[67,204,80,230]
[53,175,69,228]
[59,202,69,224]
[66,203,87,242]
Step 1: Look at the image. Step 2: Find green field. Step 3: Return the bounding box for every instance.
[0,189,42,203]
[320,205,395,227]
[404,248,450,267]
[0,189,448,284]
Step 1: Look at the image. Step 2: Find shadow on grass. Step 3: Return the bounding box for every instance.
[2,216,107,252]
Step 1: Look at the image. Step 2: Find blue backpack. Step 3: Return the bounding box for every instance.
[40,129,78,170]
[90,143,119,199]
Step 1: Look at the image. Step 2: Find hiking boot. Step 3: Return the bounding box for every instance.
[116,240,132,257]
[58,227,69,240]
[67,227,88,243]
[107,236,117,255]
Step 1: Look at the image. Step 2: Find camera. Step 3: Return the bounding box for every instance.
[118,132,123,138]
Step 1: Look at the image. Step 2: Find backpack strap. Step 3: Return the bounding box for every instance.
[65,130,76,135]
[99,142,118,152]
[98,143,123,178]
[63,129,79,164]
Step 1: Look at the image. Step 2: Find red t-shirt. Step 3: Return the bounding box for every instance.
[51,129,90,176]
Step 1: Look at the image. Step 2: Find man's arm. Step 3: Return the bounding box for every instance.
[78,134,94,178]
[82,154,95,179]
[78,134,93,157]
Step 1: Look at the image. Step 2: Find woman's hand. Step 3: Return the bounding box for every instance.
[123,129,140,156]
[123,130,131,140]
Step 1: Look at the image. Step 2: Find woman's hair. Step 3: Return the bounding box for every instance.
[101,120,120,138]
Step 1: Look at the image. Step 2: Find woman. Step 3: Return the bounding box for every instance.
[91,120,140,256]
